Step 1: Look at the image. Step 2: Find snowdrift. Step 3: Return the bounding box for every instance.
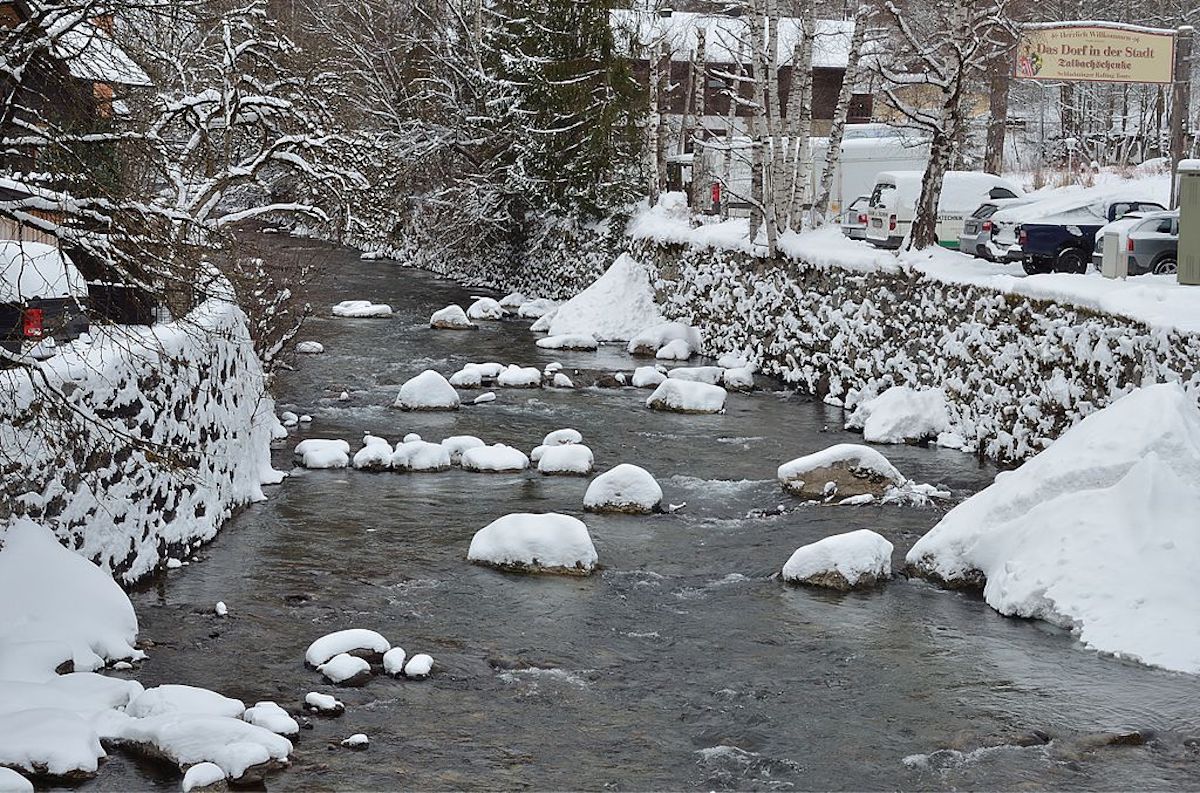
[547,253,663,341]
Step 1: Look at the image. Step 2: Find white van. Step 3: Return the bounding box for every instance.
[865,171,1024,249]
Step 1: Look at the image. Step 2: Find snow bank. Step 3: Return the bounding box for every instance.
[536,334,598,351]
[627,321,702,356]
[394,370,460,410]
[777,444,905,501]
[632,366,666,388]
[429,305,475,329]
[584,464,663,514]
[537,444,594,475]
[497,365,541,388]
[646,379,727,413]
[530,309,557,332]
[461,444,530,473]
[467,297,504,320]
[907,384,1200,673]
[293,439,350,469]
[547,253,663,341]
[391,439,452,472]
[441,435,486,465]
[332,300,392,318]
[467,513,598,575]
[295,341,324,354]
[782,530,894,590]
[305,629,391,666]
[847,386,951,444]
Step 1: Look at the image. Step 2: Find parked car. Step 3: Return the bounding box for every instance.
[865,171,1024,249]
[1015,198,1166,274]
[958,197,1039,260]
[839,195,870,240]
[1090,210,1179,275]
[0,240,90,362]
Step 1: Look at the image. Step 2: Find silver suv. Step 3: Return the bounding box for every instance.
[1090,210,1179,275]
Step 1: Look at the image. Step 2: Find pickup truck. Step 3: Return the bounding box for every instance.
[1015,199,1166,274]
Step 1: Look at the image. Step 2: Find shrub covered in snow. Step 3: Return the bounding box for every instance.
[536,334,598,351]
[467,297,504,320]
[391,440,452,472]
[627,321,702,356]
[537,444,594,475]
[429,305,475,329]
[584,464,663,514]
[441,435,486,464]
[632,366,667,388]
[782,530,894,590]
[332,300,393,318]
[547,253,663,341]
[305,629,391,667]
[846,386,951,444]
[467,513,598,575]
[646,380,727,414]
[906,383,1200,674]
[461,444,530,472]
[294,439,350,469]
[497,365,542,388]
[394,370,460,410]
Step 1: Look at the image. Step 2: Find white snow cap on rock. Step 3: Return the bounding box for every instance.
[112,713,293,779]
[181,762,225,792]
[352,440,393,471]
[382,648,407,677]
[403,433,421,443]
[467,297,504,320]
[468,513,598,574]
[646,379,727,413]
[497,365,542,388]
[519,298,558,319]
[777,444,904,488]
[295,341,324,354]
[499,291,527,308]
[303,692,344,714]
[305,629,391,667]
[441,435,486,464]
[782,530,894,589]
[294,439,350,469]
[631,366,667,388]
[332,300,393,318]
[126,685,245,719]
[537,444,594,475]
[584,464,663,514]
[341,733,369,748]
[543,428,582,446]
[536,334,599,351]
[548,254,663,341]
[461,444,530,472]
[448,366,483,388]
[318,654,371,685]
[654,338,693,361]
[242,702,299,737]
[0,709,105,778]
[395,370,460,410]
[907,383,1200,674]
[391,439,452,472]
[552,373,574,388]
[529,308,557,332]
[404,654,434,679]
[628,321,702,356]
[848,386,951,444]
[429,304,474,329]
[666,366,723,385]
[474,392,496,404]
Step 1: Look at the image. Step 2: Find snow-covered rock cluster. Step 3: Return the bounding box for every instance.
[305,628,436,686]
[0,297,284,582]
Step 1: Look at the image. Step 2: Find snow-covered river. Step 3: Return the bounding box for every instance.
[93,235,1199,790]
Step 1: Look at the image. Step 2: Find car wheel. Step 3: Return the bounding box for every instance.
[1152,258,1177,275]
[1022,258,1048,276]
[1055,247,1087,274]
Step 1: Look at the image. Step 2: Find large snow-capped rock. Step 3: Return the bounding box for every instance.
[429,305,475,329]
[294,439,350,469]
[305,629,390,667]
[448,366,483,388]
[497,365,541,388]
[126,686,245,719]
[467,513,598,575]
[394,370,460,411]
[461,444,530,473]
[847,386,951,444]
[627,321,702,357]
[584,464,663,514]
[537,444,594,476]
[519,299,558,320]
[631,366,667,388]
[441,435,486,465]
[646,379,727,414]
[542,428,582,446]
[777,444,905,501]
[782,530,894,590]
[906,383,1200,674]
[332,300,392,318]
[391,439,452,472]
[547,253,663,341]
[466,297,504,320]
[317,654,371,686]
[352,437,393,471]
[536,334,598,351]
[666,366,723,385]
[110,712,293,781]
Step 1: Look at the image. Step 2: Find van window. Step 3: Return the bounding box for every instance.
[971,203,999,219]
[869,183,896,208]
[988,187,1018,199]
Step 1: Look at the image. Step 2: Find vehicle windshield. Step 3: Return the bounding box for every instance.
[971,204,998,219]
[869,184,896,209]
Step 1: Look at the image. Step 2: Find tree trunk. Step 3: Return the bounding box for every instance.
[813,2,866,223]
[648,40,662,204]
[749,0,773,253]
[984,69,1009,174]
[722,36,746,221]
[788,4,814,231]
[767,0,786,241]
[656,48,671,194]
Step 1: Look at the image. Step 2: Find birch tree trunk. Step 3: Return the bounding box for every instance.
[788,4,814,231]
[749,0,768,248]
[722,35,746,221]
[648,40,662,204]
[657,48,671,194]
[766,0,786,242]
[813,2,866,224]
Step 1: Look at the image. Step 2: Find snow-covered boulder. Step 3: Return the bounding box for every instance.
[461,444,530,473]
[537,444,594,476]
[543,428,582,446]
[126,686,245,719]
[394,370,460,411]
[352,438,393,471]
[317,654,372,687]
[467,514,598,575]
[0,769,32,793]
[0,709,105,780]
[722,366,755,391]
[467,297,504,320]
[552,373,574,388]
[777,444,905,501]
[441,435,485,465]
[242,702,299,737]
[666,366,723,385]
[627,321,702,356]
[112,713,292,782]
[472,362,505,379]
[654,338,693,361]
[382,648,407,677]
[391,439,452,472]
[646,380,727,414]
[305,629,391,667]
[536,334,598,351]
[332,300,392,318]
[181,762,225,792]
[584,464,662,514]
[403,654,433,679]
[294,439,350,469]
[518,298,558,319]
[717,353,749,369]
[906,383,1200,674]
[341,734,368,750]
[295,341,324,355]
[474,392,496,404]
[631,366,666,388]
[499,291,527,309]
[847,386,951,444]
[782,530,894,590]
[302,692,344,717]
[448,366,483,388]
[429,305,475,330]
[497,365,541,388]
[547,254,662,341]
[403,432,421,443]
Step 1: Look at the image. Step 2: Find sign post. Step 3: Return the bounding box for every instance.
[1169,27,1194,209]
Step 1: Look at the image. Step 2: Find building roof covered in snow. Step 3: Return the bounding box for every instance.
[50,21,152,87]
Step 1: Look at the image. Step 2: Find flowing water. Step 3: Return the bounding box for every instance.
[85,235,1199,791]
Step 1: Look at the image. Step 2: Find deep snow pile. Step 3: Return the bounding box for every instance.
[332,300,393,318]
[467,513,598,575]
[782,530,893,590]
[846,386,952,444]
[646,379,727,413]
[394,370,460,410]
[547,253,663,341]
[584,464,663,513]
[906,383,1200,674]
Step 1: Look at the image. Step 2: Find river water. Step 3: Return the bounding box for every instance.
[89,235,1198,791]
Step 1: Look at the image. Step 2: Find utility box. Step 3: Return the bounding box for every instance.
[1101,230,1126,279]
[1180,160,1200,286]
